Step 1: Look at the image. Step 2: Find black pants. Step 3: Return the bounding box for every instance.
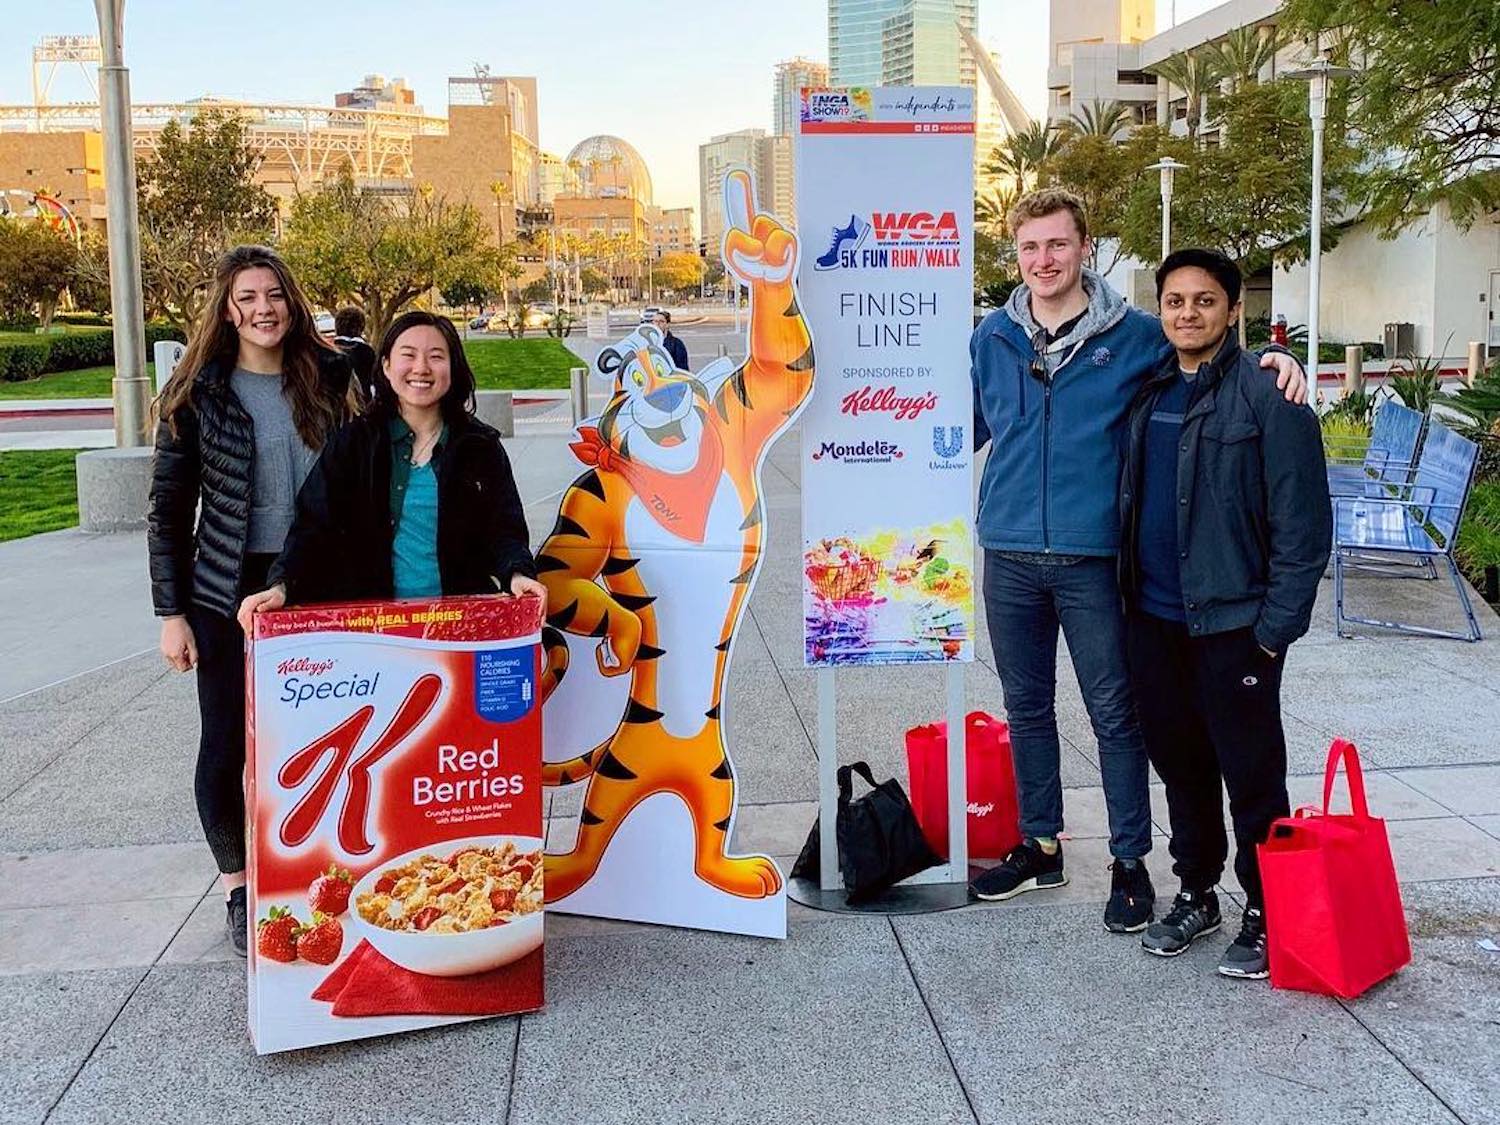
[188,553,274,875]
[1125,612,1290,909]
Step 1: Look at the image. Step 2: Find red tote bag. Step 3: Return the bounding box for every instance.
[1258,739,1411,998]
[904,712,1022,862]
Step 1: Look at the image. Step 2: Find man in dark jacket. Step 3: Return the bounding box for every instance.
[332,306,377,398]
[1121,248,1331,980]
[652,310,690,371]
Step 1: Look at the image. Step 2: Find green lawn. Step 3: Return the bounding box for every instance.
[0,336,576,398]
[463,338,579,391]
[0,449,82,541]
[0,364,156,399]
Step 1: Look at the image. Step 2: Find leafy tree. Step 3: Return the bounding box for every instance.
[1043,128,1165,273]
[1281,0,1500,231]
[974,186,1019,307]
[1061,100,1132,140]
[579,267,609,296]
[1148,50,1225,138]
[0,219,78,329]
[439,243,517,313]
[1210,25,1283,92]
[653,251,705,294]
[68,228,113,314]
[281,170,492,344]
[985,122,1064,193]
[521,277,553,303]
[135,109,277,330]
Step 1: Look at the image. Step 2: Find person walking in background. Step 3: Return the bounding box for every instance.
[148,245,356,956]
[237,310,543,625]
[966,189,1307,935]
[653,309,689,371]
[1121,249,1331,979]
[332,305,377,398]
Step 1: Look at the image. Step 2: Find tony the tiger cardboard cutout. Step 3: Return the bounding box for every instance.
[535,169,809,937]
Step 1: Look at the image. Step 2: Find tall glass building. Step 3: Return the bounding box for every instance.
[829,0,977,87]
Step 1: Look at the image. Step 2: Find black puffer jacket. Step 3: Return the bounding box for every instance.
[267,411,536,604]
[147,351,353,619]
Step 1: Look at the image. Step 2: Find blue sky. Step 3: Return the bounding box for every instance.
[1,1,1222,211]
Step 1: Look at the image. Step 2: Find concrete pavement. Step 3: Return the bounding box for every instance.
[2,424,1499,1124]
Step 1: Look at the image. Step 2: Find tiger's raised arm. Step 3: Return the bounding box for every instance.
[713,169,815,463]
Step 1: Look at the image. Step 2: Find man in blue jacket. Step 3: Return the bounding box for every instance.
[967,189,1306,934]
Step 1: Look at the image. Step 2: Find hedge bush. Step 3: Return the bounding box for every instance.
[0,341,52,382]
[0,323,185,382]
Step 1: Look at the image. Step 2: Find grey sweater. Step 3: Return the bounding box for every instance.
[230,368,319,554]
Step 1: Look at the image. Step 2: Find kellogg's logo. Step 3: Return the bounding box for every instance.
[811,438,904,464]
[840,384,938,421]
[276,656,335,677]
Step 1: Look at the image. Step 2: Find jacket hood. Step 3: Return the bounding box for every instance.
[1003,268,1128,352]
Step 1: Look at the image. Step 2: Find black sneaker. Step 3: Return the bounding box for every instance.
[969,839,1067,901]
[226,886,248,958]
[1103,859,1155,933]
[1141,889,1221,957]
[1218,907,1270,979]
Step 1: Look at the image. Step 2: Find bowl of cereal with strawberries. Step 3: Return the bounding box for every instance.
[348,835,544,976]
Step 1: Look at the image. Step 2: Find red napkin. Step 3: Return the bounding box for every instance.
[312,940,544,1018]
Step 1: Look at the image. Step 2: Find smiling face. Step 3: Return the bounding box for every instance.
[1159,265,1240,367]
[382,325,453,415]
[1014,209,1091,305]
[225,265,290,355]
[595,326,706,474]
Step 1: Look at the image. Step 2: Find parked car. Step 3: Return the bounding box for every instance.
[314,312,335,334]
[639,306,662,324]
[468,315,490,331]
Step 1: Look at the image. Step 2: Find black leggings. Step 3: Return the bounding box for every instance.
[189,553,274,875]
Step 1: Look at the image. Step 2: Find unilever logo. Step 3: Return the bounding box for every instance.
[930,425,965,470]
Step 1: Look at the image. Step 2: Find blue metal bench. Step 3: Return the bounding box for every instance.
[1333,421,1482,642]
[1327,398,1424,497]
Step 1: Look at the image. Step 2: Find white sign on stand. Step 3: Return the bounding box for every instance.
[153,339,185,393]
[795,86,976,899]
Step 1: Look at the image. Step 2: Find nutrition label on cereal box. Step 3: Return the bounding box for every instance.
[245,595,546,1055]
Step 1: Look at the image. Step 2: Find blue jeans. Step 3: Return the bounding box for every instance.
[982,552,1152,859]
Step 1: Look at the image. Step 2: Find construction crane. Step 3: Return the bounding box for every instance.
[957,23,1034,136]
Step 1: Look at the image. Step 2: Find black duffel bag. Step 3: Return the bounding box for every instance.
[792,761,941,903]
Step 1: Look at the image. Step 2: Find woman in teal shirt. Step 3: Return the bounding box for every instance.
[238,311,544,625]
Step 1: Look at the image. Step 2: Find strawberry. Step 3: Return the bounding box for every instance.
[256,906,299,963]
[295,912,344,965]
[308,863,354,915]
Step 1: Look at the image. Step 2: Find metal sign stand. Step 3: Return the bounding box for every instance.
[788,660,971,915]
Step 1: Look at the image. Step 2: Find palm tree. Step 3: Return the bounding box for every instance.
[983,121,1064,193]
[1210,25,1282,92]
[1148,50,1225,139]
[1061,100,1133,140]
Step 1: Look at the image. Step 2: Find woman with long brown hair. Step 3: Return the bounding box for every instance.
[147,244,355,956]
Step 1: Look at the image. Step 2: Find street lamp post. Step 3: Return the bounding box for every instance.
[1147,157,1187,263]
[1286,58,1358,404]
[94,0,149,447]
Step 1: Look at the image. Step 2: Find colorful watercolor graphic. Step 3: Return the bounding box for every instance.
[803,517,973,665]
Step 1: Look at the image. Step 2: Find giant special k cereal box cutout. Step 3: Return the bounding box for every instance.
[247,594,544,1054]
[534,169,801,938]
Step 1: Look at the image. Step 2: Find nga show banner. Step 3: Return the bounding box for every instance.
[795,86,975,666]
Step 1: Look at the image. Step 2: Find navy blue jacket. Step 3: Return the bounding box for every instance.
[1120,333,1331,653]
[663,331,689,372]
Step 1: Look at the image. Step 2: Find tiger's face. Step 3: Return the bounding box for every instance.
[594,326,708,474]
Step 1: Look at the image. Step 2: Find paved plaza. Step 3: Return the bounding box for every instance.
[2,411,1498,1125]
